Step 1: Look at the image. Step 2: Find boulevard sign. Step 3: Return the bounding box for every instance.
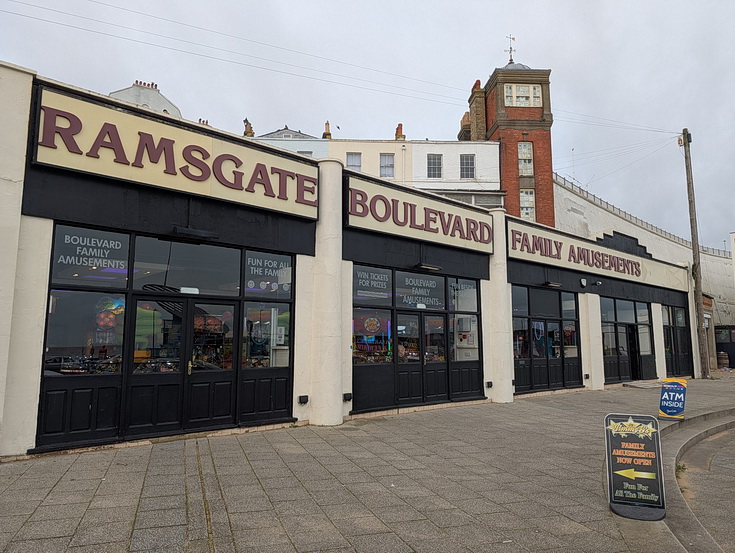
[604,413,665,521]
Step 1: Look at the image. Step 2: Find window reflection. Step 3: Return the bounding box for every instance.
[192,304,234,371]
[133,301,182,373]
[243,303,291,368]
[45,291,126,375]
[397,314,420,363]
[353,308,392,364]
[424,316,445,363]
[134,237,240,296]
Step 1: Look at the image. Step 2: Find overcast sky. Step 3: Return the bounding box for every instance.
[2,0,732,250]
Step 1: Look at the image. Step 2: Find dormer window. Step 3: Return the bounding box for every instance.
[504,84,542,107]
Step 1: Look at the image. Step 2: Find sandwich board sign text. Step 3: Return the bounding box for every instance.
[605,413,665,521]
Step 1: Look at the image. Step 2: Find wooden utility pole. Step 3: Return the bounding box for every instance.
[682,128,710,378]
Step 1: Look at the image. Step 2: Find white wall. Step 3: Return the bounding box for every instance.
[411,141,500,191]
[555,177,735,327]
[0,61,35,450]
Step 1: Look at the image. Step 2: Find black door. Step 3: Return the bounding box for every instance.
[396,313,448,405]
[125,299,236,437]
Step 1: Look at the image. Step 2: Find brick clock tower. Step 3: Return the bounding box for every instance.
[459,57,554,226]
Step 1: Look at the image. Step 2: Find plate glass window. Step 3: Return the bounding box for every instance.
[460,154,475,179]
[243,303,290,368]
[353,308,393,364]
[244,251,292,300]
[133,238,240,296]
[427,154,442,178]
[380,154,395,178]
[52,225,130,288]
[45,291,126,375]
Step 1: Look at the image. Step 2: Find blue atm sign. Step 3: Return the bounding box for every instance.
[659,379,687,420]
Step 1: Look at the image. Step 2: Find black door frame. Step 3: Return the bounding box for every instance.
[122,295,239,439]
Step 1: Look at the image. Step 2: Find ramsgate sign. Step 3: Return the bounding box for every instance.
[507,220,688,291]
[35,89,319,219]
[348,177,494,254]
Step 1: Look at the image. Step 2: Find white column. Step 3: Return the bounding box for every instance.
[579,293,604,390]
[651,303,667,380]
[484,209,514,402]
[0,216,53,456]
[0,62,35,454]
[306,159,345,425]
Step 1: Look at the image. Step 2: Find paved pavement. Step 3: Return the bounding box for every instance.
[1,370,735,553]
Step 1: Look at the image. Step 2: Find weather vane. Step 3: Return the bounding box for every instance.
[505,34,516,63]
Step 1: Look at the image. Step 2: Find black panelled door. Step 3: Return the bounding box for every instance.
[396,313,448,404]
[125,298,236,437]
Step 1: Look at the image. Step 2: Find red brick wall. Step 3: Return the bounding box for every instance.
[485,88,497,135]
[490,128,555,227]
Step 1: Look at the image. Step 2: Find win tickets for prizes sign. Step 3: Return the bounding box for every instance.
[658,379,687,420]
[604,414,665,521]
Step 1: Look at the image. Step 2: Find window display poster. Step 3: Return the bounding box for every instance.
[52,225,129,288]
[245,251,292,299]
[353,266,392,306]
[395,271,445,310]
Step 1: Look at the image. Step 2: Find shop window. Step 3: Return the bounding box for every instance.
[243,303,290,368]
[561,292,577,319]
[662,305,671,327]
[353,265,392,306]
[600,297,615,322]
[636,302,650,324]
[512,285,529,317]
[617,300,635,323]
[424,315,446,362]
[133,300,182,374]
[513,318,529,358]
[450,314,479,361]
[45,291,126,375]
[51,225,129,289]
[449,278,478,312]
[602,323,617,356]
[460,154,475,179]
[638,325,652,356]
[353,308,392,364]
[427,154,442,178]
[563,321,578,357]
[529,288,560,318]
[715,328,730,343]
[395,271,445,309]
[245,251,292,300]
[380,154,395,178]
[133,237,241,296]
[674,308,687,327]
[397,314,420,363]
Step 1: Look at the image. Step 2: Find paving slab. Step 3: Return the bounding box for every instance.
[1,370,735,552]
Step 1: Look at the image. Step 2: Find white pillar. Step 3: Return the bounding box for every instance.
[651,303,667,380]
[484,209,514,402]
[0,62,35,454]
[579,293,604,390]
[0,216,53,456]
[306,159,345,425]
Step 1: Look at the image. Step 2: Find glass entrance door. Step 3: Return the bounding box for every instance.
[396,313,448,405]
[125,299,236,437]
